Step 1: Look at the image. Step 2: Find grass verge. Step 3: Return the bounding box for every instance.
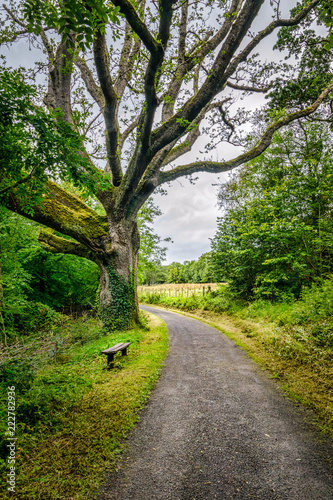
[0,312,168,499]
[140,299,333,438]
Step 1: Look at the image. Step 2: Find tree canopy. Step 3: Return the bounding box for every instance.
[0,0,332,328]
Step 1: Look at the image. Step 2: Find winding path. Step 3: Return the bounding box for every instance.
[99,306,333,500]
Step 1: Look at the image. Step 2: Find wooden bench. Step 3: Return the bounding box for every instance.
[101,342,131,368]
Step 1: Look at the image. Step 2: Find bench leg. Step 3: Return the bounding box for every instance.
[107,353,115,369]
[122,348,128,356]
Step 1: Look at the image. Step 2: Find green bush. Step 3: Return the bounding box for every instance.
[0,359,36,393]
[3,302,62,336]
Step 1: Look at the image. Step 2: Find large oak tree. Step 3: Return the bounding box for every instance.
[1,0,332,328]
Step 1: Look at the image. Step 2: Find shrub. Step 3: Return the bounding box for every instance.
[2,302,62,337]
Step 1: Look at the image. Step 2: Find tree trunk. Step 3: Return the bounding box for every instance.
[97,218,140,330]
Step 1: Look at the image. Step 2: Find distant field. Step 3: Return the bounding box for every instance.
[138,283,220,297]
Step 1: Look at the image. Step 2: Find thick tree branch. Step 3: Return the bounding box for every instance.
[38,229,98,262]
[8,182,109,252]
[93,32,122,186]
[221,0,322,86]
[48,34,76,123]
[157,80,333,185]
[111,0,159,54]
[143,0,175,129]
[161,0,241,123]
[159,99,233,167]
[161,126,201,166]
[151,0,322,158]
[39,27,54,60]
[116,0,176,212]
[151,0,266,156]
[127,97,234,215]
[161,0,188,122]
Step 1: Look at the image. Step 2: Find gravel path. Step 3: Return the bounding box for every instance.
[99,306,333,500]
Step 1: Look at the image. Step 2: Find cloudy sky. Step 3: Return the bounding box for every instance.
[152,0,301,264]
[1,0,300,265]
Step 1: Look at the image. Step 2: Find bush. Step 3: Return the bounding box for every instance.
[2,302,62,336]
[0,359,36,393]
[278,277,333,325]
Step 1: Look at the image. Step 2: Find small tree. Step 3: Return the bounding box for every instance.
[1,0,332,328]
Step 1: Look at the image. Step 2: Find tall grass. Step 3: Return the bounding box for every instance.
[0,313,168,499]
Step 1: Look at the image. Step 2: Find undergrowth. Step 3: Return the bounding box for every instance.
[0,312,168,499]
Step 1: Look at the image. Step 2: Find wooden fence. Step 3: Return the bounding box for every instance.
[137,283,219,298]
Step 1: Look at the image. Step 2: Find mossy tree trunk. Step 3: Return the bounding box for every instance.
[98,219,140,330]
[8,184,141,330]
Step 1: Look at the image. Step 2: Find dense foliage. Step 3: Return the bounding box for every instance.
[0,67,103,207]
[165,253,214,284]
[210,122,333,300]
[0,208,100,340]
[137,252,215,285]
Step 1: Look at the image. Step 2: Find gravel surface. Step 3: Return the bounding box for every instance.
[99,306,333,500]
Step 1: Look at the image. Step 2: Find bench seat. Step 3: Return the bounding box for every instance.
[101,342,131,368]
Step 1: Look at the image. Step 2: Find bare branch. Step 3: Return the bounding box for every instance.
[218,104,235,141]
[40,27,54,60]
[114,22,142,98]
[226,80,273,93]
[119,115,140,150]
[3,4,27,28]
[83,111,103,136]
[75,56,105,110]
[158,80,333,185]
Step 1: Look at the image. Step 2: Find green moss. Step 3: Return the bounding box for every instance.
[42,198,108,240]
